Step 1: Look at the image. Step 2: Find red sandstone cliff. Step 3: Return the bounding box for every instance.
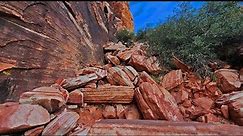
[0,1,133,101]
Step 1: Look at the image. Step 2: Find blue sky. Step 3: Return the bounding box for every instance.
[129,1,243,33]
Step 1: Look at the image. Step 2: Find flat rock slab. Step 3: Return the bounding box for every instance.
[0,103,50,134]
[19,86,67,113]
[80,85,134,104]
[42,110,79,135]
[62,73,99,90]
[88,119,243,135]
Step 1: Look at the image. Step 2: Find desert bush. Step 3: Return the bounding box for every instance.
[135,2,243,77]
[115,29,135,47]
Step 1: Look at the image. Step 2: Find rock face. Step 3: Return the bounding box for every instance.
[0,103,50,134]
[42,110,79,135]
[0,1,133,101]
[108,2,134,31]
[215,69,241,93]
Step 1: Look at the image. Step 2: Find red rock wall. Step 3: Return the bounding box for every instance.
[0,1,134,101]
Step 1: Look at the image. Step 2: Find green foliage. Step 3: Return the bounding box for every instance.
[135,2,243,77]
[116,29,135,46]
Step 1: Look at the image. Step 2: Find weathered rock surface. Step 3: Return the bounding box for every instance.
[215,69,241,93]
[124,104,141,119]
[105,53,121,65]
[68,89,84,105]
[88,119,243,135]
[103,42,126,52]
[80,85,134,104]
[0,103,50,134]
[62,73,99,90]
[75,67,107,80]
[24,126,44,136]
[108,2,134,31]
[161,70,183,91]
[215,91,243,125]
[107,67,134,87]
[128,55,161,74]
[42,110,79,135]
[103,105,116,119]
[0,1,133,101]
[136,82,184,121]
[19,86,67,113]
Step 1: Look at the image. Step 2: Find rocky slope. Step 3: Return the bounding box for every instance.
[0,41,242,135]
[0,1,243,135]
[0,1,133,101]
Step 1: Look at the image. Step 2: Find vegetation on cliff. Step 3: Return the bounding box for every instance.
[118,2,243,77]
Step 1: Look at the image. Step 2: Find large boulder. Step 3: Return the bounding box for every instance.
[0,103,50,134]
[106,67,134,87]
[215,69,241,93]
[135,82,184,121]
[19,86,68,113]
[42,110,79,135]
[161,70,183,91]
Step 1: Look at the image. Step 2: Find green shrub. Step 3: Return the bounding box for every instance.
[115,29,135,47]
[135,2,243,77]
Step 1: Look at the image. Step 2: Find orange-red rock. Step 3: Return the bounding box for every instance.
[240,68,243,83]
[221,105,229,119]
[76,67,104,76]
[136,82,183,121]
[19,86,67,113]
[103,105,116,119]
[134,88,156,119]
[215,91,243,106]
[215,69,241,93]
[128,55,161,74]
[124,104,141,119]
[122,66,139,82]
[24,126,45,136]
[171,87,189,104]
[68,89,84,105]
[103,42,126,52]
[161,70,183,91]
[206,82,222,95]
[228,98,243,126]
[105,53,121,65]
[88,119,243,135]
[68,126,90,136]
[108,2,134,31]
[116,45,146,62]
[62,73,99,90]
[0,104,50,134]
[79,109,96,126]
[107,67,134,87]
[42,111,79,135]
[193,97,213,111]
[88,106,103,121]
[84,82,97,89]
[115,104,126,119]
[138,71,157,85]
[81,85,134,104]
